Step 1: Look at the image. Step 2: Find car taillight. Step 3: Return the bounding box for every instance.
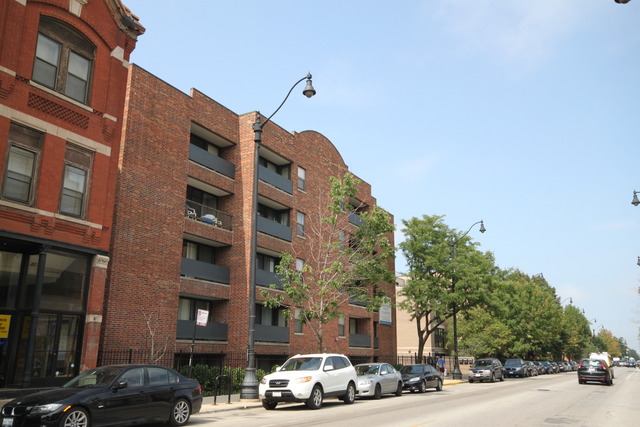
[600,361,606,369]
[198,383,202,393]
[579,360,584,368]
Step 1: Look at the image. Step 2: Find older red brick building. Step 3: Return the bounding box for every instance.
[0,0,143,387]
[103,64,397,370]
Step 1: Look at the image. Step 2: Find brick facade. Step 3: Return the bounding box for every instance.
[0,0,142,387]
[103,64,397,367]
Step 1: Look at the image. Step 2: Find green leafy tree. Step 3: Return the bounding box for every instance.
[560,305,592,360]
[261,173,395,353]
[398,215,496,361]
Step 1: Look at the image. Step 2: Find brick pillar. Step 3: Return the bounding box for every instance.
[80,254,109,372]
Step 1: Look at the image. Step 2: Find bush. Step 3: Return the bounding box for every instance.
[180,364,268,396]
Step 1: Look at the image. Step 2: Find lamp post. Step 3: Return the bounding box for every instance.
[449,220,486,380]
[560,297,573,305]
[240,74,316,400]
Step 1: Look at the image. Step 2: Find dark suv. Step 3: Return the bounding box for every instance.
[504,358,529,378]
[468,358,505,383]
[577,358,613,386]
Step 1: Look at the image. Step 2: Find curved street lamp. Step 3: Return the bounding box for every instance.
[449,220,485,380]
[240,74,316,400]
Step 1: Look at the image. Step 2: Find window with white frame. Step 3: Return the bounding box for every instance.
[59,144,92,217]
[33,17,95,104]
[296,212,305,237]
[297,166,306,191]
[2,123,43,204]
[338,316,345,337]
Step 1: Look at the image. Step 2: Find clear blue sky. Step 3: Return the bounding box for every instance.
[126,1,640,352]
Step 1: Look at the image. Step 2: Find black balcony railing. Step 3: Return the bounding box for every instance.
[258,165,292,194]
[255,324,290,343]
[181,258,230,284]
[257,216,292,241]
[177,320,228,341]
[349,333,371,348]
[185,202,232,231]
[188,144,235,179]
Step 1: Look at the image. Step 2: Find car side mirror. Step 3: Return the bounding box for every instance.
[113,381,127,390]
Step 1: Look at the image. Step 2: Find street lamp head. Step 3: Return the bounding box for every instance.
[632,190,640,206]
[302,73,316,98]
[637,256,640,266]
[479,220,486,233]
[614,0,631,4]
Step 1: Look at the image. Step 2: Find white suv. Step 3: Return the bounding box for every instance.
[259,353,357,410]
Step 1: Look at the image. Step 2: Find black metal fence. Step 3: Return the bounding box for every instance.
[97,349,473,376]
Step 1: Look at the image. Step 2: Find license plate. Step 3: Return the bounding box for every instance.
[2,418,14,427]
[272,391,281,397]
[474,373,482,377]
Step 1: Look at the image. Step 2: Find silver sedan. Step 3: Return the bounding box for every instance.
[355,363,403,399]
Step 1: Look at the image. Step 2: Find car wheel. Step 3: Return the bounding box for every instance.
[607,378,613,386]
[578,379,585,384]
[490,372,496,383]
[468,379,474,383]
[395,382,403,396]
[500,372,505,382]
[419,379,426,393]
[306,384,323,409]
[373,383,382,399]
[168,398,191,426]
[61,407,89,427]
[435,379,443,392]
[343,382,356,404]
[262,400,277,410]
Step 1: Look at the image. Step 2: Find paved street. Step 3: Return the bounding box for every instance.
[186,368,639,427]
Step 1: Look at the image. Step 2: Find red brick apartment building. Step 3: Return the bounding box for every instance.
[105,64,397,372]
[0,0,143,387]
[0,0,396,389]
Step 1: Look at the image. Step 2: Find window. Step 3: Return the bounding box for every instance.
[435,327,445,348]
[2,123,43,204]
[257,253,280,272]
[295,258,304,272]
[297,166,306,191]
[59,144,92,217]
[182,240,216,264]
[259,156,290,179]
[178,297,212,321]
[258,203,289,225]
[190,133,220,155]
[33,17,94,104]
[256,304,287,327]
[296,212,305,237]
[294,307,303,333]
[338,316,345,337]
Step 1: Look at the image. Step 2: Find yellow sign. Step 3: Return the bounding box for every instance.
[0,315,11,339]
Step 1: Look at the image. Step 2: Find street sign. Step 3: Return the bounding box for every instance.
[196,309,208,326]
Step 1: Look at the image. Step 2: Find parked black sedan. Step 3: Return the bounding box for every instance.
[400,364,443,392]
[0,364,202,427]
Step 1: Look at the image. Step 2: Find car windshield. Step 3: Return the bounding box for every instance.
[63,366,124,388]
[356,365,379,375]
[280,357,322,371]
[400,366,424,375]
[473,360,492,367]
[505,360,522,367]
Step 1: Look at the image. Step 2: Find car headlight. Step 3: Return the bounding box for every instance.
[260,377,267,384]
[30,403,65,415]
[359,379,372,385]
[409,376,420,382]
[294,376,313,384]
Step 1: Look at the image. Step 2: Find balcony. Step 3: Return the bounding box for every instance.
[258,165,292,194]
[185,202,232,231]
[256,268,284,290]
[349,333,371,348]
[255,324,290,343]
[349,296,368,307]
[257,216,292,242]
[180,258,230,284]
[176,320,228,341]
[189,144,236,179]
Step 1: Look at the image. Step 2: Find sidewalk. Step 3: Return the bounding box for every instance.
[199,378,463,414]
